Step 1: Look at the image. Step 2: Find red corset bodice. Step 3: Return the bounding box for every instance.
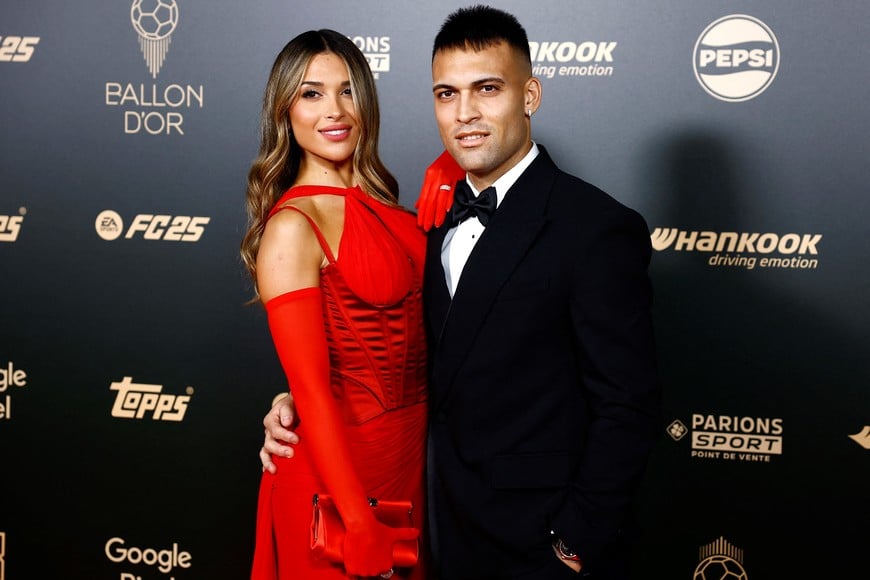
[268,185,428,425]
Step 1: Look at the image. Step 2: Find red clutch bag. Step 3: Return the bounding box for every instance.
[310,494,419,568]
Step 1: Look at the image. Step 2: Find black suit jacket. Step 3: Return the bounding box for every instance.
[423,147,661,579]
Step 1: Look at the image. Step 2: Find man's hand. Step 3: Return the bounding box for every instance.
[260,392,300,474]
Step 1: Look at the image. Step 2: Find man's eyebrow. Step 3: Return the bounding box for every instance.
[432,83,456,92]
[432,77,505,92]
[470,77,505,87]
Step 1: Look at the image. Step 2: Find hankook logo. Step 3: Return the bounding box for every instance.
[651,228,822,271]
[529,40,617,79]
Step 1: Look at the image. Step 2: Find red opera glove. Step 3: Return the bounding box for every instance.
[265,288,418,576]
[415,149,465,231]
[343,520,420,576]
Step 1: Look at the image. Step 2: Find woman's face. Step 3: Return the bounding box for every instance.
[289,52,360,169]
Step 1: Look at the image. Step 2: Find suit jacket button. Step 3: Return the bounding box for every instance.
[435,411,448,423]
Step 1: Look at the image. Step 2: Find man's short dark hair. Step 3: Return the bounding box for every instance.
[432,5,531,66]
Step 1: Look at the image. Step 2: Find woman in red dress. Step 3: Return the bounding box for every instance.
[240,30,428,580]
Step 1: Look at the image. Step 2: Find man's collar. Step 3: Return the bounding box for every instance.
[466,141,540,208]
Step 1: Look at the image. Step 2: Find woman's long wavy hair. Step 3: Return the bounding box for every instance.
[240,29,398,299]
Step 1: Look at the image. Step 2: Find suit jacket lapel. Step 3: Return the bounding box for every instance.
[431,149,559,409]
[424,223,451,346]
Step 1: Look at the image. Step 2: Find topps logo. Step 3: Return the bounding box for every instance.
[110,376,191,421]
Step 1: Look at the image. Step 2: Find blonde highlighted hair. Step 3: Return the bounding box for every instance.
[240,29,398,298]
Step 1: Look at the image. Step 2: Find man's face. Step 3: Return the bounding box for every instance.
[432,41,540,190]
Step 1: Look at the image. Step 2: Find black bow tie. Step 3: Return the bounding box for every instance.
[449,181,497,227]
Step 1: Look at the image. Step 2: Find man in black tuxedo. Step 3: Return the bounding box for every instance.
[260,6,660,578]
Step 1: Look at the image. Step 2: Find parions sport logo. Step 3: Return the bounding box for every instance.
[103,1,204,135]
[95,209,209,242]
[351,35,390,78]
[667,413,783,464]
[529,40,618,80]
[693,14,780,102]
[651,228,822,271]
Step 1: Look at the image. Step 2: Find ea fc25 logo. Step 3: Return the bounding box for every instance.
[0,208,26,242]
[694,15,780,102]
[110,376,192,421]
[0,35,40,62]
[95,210,209,242]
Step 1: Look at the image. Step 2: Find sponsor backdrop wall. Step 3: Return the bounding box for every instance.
[2,1,868,578]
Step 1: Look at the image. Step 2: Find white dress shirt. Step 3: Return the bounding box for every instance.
[441,143,540,296]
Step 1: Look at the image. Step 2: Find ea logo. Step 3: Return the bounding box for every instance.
[693,14,780,102]
[95,210,124,241]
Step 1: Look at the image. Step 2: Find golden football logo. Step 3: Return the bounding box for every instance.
[130,0,179,78]
[694,537,748,580]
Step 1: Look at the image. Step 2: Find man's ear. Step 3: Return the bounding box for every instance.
[524,76,542,116]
